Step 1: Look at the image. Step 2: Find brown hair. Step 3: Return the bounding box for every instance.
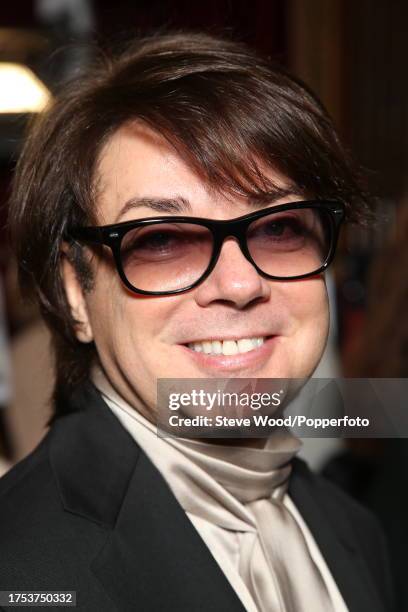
[8,31,371,418]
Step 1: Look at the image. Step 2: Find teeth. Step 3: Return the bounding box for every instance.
[237,339,254,353]
[212,340,222,354]
[223,340,238,355]
[202,341,212,354]
[188,337,265,355]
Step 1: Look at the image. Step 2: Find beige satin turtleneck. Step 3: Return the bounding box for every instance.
[92,366,348,612]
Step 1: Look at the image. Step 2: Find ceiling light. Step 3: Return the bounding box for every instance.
[0,62,51,113]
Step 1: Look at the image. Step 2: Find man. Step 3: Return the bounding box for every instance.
[0,32,393,611]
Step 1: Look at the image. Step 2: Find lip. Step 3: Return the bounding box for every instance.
[178,335,279,373]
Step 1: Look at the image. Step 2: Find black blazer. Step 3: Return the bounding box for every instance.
[0,382,394,611]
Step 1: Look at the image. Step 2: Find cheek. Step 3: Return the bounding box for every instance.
[88,247,176,352]
[290,278,329,324]
[285,278,329,375]
[89,284,170,370]
[92,293,180,413]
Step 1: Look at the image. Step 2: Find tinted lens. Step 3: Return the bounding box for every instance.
[120,222,213,292]
[246,207,331,278]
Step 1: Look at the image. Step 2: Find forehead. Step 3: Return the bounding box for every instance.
[95,122,296,224]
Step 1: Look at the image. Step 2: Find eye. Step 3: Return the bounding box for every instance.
[249,215,306,241]
[261,218,301,236]
[133,230,179,250]
[121,227,186,259]
[120,222,213,265]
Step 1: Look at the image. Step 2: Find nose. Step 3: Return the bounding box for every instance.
[194,237,271,309]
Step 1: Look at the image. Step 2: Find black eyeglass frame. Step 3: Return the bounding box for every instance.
[68,200,346,296]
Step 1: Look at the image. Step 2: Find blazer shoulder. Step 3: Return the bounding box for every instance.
[0,432,51,500]
[292,456,386,540]
[0,433,62,568]
[0,431,67,550]
[0,417,111,600]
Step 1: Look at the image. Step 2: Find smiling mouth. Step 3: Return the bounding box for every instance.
[185,336,273,356]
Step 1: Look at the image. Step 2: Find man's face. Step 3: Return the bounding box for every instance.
[63,123,330,418]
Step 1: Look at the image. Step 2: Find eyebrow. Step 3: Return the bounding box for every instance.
[115,186,305,222]
[115,196,192,221]
[247,186,305,208]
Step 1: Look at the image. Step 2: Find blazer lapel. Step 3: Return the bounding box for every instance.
[289,458,387,612]
[50,382,245,612]
[91,450,246,611]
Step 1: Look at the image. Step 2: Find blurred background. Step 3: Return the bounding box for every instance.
[0,0,407,606]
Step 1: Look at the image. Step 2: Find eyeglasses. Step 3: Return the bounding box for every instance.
[68,200,345,296]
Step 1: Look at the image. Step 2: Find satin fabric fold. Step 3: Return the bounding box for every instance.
[245,494,333,611]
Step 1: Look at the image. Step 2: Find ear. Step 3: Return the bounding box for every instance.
[60,243,94,343]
